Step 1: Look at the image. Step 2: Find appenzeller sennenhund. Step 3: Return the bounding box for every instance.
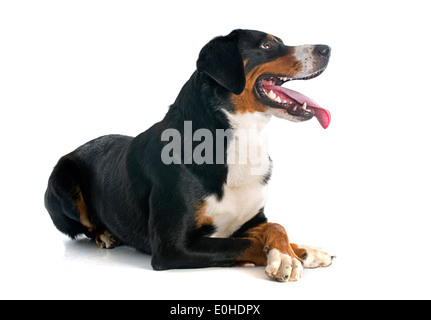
[45,29,334,282]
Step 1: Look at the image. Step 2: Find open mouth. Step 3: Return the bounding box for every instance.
[254,71,331,129]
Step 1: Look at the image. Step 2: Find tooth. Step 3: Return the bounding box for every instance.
[282,99,287,103]
[302,102,307,110]
[293,106,298,112]
[269,90,276,99]
[275,97,282,103]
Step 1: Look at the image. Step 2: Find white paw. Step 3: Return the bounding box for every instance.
[265,249,303,282]
[96,231,119,249]
[297,245,335,269]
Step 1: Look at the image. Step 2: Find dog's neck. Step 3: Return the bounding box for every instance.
[171,72,226,118]
[223,110,271,131]
[170,71,272,129]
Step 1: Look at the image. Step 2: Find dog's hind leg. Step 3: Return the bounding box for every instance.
[44,157,91,239]
[92,230,121,249]
[73,187,121,249]
[45,156,120,249]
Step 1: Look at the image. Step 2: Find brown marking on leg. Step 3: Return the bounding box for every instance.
[291,243,308,260]
[194,200,213,228]
[73,187,94,231]
[236,223,300,266]
[72,187,120,249]
[237,238,267,266]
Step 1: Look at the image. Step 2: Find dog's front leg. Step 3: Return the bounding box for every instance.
[237,223,303,282]
[290,243,335,269]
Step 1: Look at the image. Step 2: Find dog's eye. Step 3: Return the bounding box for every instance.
[260,41,272,50]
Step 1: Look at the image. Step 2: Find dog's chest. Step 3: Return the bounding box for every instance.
[205,181,268,238]
[204,112,271,238]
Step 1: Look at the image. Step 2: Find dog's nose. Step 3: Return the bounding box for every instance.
[314,45,331,57]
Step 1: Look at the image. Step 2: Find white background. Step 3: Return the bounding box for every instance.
[1,0,430,300]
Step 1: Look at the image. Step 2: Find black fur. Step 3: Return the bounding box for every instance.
[197,34,246,95]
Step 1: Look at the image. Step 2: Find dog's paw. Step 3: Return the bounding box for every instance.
[296,245,335,269]
[95,230,120,249]
[265,248,303,282]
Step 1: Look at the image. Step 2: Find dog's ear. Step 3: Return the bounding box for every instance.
[197,34,246,95]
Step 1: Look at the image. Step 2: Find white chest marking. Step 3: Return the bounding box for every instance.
[205,112,272,238]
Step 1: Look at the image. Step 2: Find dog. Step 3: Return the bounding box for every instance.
[45,29,334,282]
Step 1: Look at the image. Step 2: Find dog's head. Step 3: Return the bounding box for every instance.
[197,29,331,129]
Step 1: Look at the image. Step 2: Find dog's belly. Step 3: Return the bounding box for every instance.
[205,182,268,238]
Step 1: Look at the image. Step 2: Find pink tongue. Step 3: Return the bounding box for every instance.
[269,86,331,129]
[308,106,331,129]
